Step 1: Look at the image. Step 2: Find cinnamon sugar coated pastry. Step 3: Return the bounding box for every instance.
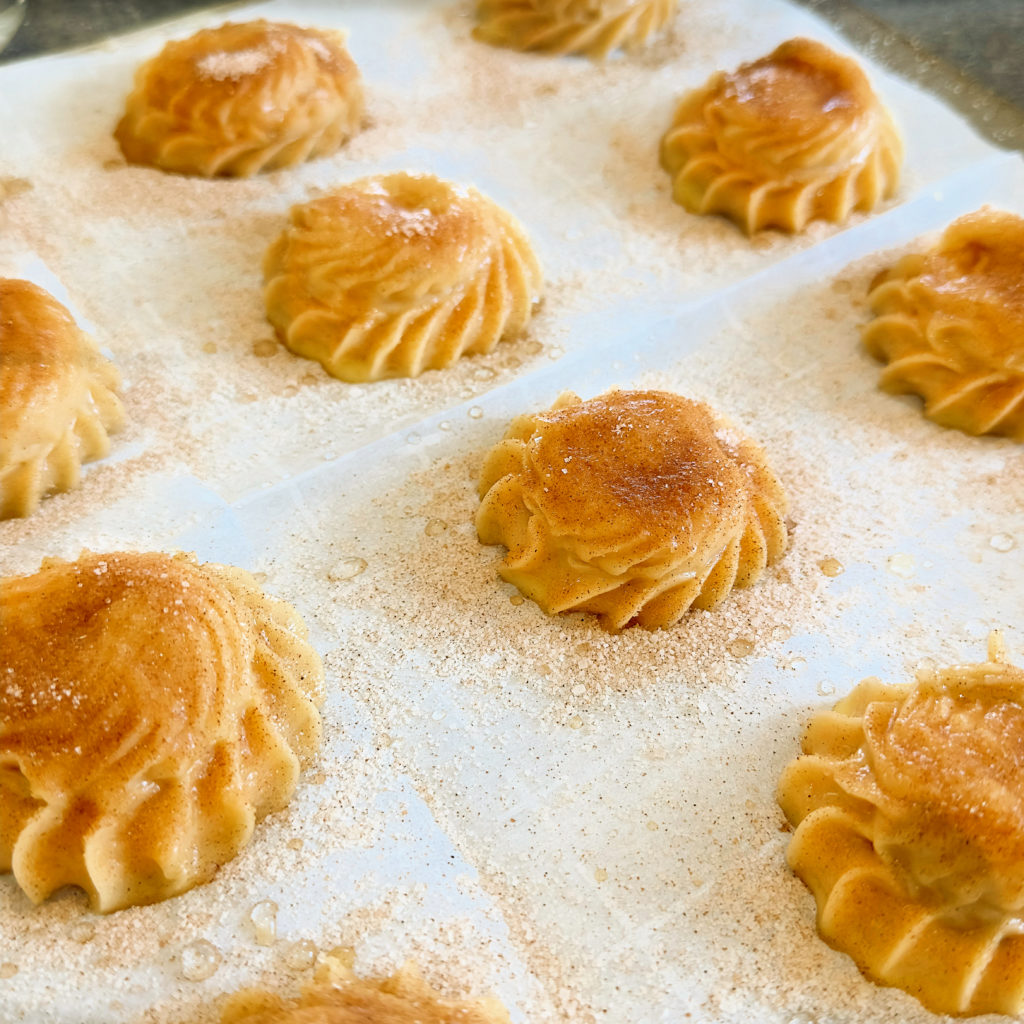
[216,950,509,1023]
[476,390,788,632]
[660,38,902,234]
[778,632,1024,1016]
[0,551,323,912]
[264,173,542,382]
[114,20,363,177]
[863,209,1024,439]
[473,0,677,59]
[0,278,124,519]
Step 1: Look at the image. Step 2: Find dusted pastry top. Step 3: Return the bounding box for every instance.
[473,0,677,59]
[264,172,542,381]
[115,20,363,177]
[660,37,902,234]
[0,278,124,518]
[4,552,260,782]
[477,390,787,631]
[896,210,1024,361]
[280,174,499,310]
[145,19,356,89]
[779,634,1024,1016]
[519,390,748,556]
[706,38,878,179]
[863,208,1024,439]
[217,953,509,1023]
[2,279,102,464]
[0,551,323,911]
[849,649,1024,917]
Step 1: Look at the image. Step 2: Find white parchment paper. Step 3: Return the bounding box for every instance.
[0,2,1022,1022]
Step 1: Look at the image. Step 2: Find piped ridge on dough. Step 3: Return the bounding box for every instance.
[474,0,677,59]
[660,38,902,234]
[0,551,323,912]
[115,20,363,177]
[863,208,1024,440]
[264,172,542,382]
[778,632,1024,1016]
[218,950,510,1024]
[0,278,124,519]
[477,390,787,632]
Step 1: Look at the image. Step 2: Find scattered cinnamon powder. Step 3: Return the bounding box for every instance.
[0,1,1019,1023]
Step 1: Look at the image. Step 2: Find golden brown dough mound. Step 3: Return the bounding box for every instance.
[217,951,509,1023]
[264,172,542,382]
[863,209,1024,439]
[778,633,1024,1016]
[476,390,788,632]
[0,551,323,913]
[115,20,363,177]
[473,0,677,59]
[660,38,902,234]
[0,278,124,519]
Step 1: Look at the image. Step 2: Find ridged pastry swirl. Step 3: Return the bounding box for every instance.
[115,20,363,177]
[0,551,323,912]
[264,173,542,382]
[473,0,677,59]
[218,952,509,1024]
[778,633,1024,1016]
[863,209,1024,440]
[477,390,788,632]
[0,278,124,519]
[660,38,902,234]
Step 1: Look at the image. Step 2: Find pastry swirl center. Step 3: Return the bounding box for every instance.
[525,390,746,551]
[862,670,1024,919]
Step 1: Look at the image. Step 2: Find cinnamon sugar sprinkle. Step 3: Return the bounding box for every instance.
[196,46,277,81]
[0,1,1021,1023]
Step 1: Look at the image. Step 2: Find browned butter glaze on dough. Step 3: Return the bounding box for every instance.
[1,278,83,389]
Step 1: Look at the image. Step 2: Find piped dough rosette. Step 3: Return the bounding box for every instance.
[659,38,902,234]
[0,551,323,913]
[778,633,1024,1016]
[264,172,543,382]
[0,278,124,519]
[476,390,788,632]
[863,209,1024,440]
[217,951,509,1024]
[115,20,364,177]
[473,0,677,59]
